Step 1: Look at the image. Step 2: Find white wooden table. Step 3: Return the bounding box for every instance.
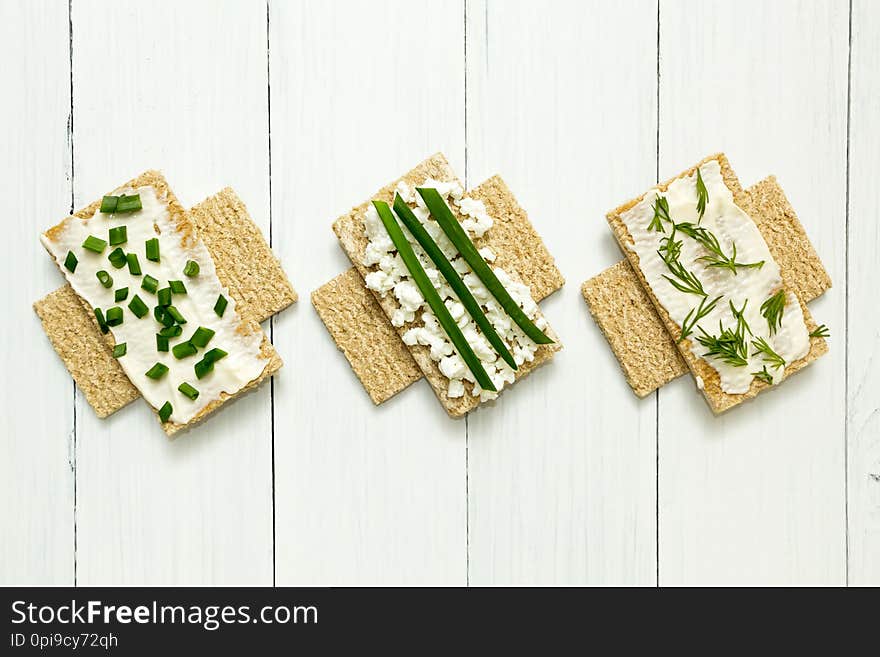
[1,0,876,586]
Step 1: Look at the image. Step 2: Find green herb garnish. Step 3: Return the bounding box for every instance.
[729,299,753,339]
[115,194,141,213]
[648,196,672,233]
[195,348,228,379]
[752,336,786,370]
[100,196,118,213]
[760,289,786,335]
[114,287,128,302]
[696,322,749,367]
[159,325,183,338]
[679,295,722,342]
[108,225,127,246]
[158,401,173,423]
[145,363,169,380]
[752,365,774,385]
[809,324,830,338]
[141,275,159,294]
[213,294,227,317]
[156,334,169,352]
[126,252,142,276]
[172,341,198,360]
[105,306,123,327]
[165,305,186,325]
[94,308,109,334]
[157,287,172,307]
[168,280,186,295]
[675,222,764,275]
[112,343,127,358]
[108,247,126,269]
[178,382,199,400]
[661,258,706,297]
[154,306,175,328]
[183,260,200,277]
[189,326,215,349]
[82,235,107,253]
[695,167,708,223]
[145,238,160,262]
[128,294,148,318]
[64,251,78,272]
[96,270,113,288]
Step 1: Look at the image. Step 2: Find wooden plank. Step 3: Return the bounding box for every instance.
[270,0,467,584]
[0,0,75,585]
[848,0,880,586]
[465,0,658,585]
[657,0,848,584]
[71,0,272,584]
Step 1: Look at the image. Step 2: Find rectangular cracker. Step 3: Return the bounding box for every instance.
[35,186,295,420]
[605,153,828,413]
[583,175,832,397]
[329,153,564,416]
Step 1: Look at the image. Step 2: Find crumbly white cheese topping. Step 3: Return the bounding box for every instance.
[619,160,810,394]
[362,179,546,401]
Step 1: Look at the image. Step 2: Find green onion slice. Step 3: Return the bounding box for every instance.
[183,260,200,277]
[189,326,215,348]
[108,247,126,269]
[417,187,553,345]
[203,347,227,364]
[100,196,118,213]
[157,287,172,307]
[392,194,517,371]
[108,225,127,246]
[145,237,160,262]
[64,251,78,272]
[145,363,169,380]
[154,305,175,328]
[165,305,186,324]
[373,200,495,392]
[96,270,113,288]
[194,359,213,380]
[116,194,142,213]
[128,294,149,318]
[141,274,159,294]
[178,382,199,400]
[114,287,129,302]
[112,343,126,358]
[94,308,109,334]
[159,325,183,338]
[126,252,142,276]
[158,401,173,423]
[105,306,123,327]
[214,294,228,317]
[82,235,107,253]
[172,341,198,360]
[156,334,169,352]
[168,280,186,295]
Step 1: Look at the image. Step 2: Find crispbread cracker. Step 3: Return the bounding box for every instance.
[34,171,295,436]
[605,153,827,413]
[584,176,831,397]
[329,153,563,416]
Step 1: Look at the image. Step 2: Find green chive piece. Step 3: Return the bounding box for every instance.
[108,225,127,246]
[145,237,160,262]
[165,305,186,324]
[417,187,554,346]
[145,363,169,380]
[126,252,142,275]
[96,270,113,288]
[128,294,148,318]
[189,326,215,349]
[159,325,183,338]
[178,382,199,400]
[108,247,126,269]
[64,251,78,273]
[115,194,142,213]
[114,287,129,302]
[100,195,118,213]
[194,358,213,380]
[94,308,109,334]
[157,287,172,307]
[154,305,175,327]
[105,306,123,327]
[183,260,200,277]
[373,199,496,392]
[158,401,173,423]
[172,341,198,359]
[203,348,227,364]
[112,342,127,358]
[141,274,159,294]
[392,193,518,371]
[156,334,169,352]
[82,235,107,253]
[168,280,187,295]
[214,294,228,317]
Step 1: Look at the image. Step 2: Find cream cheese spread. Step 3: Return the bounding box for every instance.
[42,186,268,424]
[619,160,810,394]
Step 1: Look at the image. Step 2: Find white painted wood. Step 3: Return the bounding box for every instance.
[657,0,848,585]
[848,0,880,586]
[465,0,658,585]
[0,0,75,585]
[71,0,272,584]
[269,0,467,585]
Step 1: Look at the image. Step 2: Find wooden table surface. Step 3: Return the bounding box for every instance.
[1,0,876,586]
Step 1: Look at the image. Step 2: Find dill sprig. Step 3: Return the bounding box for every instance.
[657,223,681,265]
[679,295,722,342]
[662,257,706,297]
[760,289,786,335]
[729,299,753,339]
[675,222,764,275]
[696,321,749,367]
[751,336,786,370]
[695,167,708,223]
[752,365,774,385]
[648,196,672,233]
[809,324,830,338]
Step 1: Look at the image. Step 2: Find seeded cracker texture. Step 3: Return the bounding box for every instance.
[583,175,832,397]
[324,153,564,416]
[36,171,287,436]
[604,153,828,413]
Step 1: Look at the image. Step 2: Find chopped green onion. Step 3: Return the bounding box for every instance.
[392,193,518,371]
[156,334,169,352]
[94,308,109,334]
[165,305,186,324]
[168,280,187,294]
[126,252,142,276]
[116,194,142,213]
[172,341,198,359]
[128,294,149,318]
[105,306,123,327]
[373,199,495,392]
[64,251,78,272]
[96,270,113,288]
[108,225,127,246]
[154,305,175,327]
[178,382,199,400]
[158,401,173,423]
[108,247,126,269]
[417,188,554,346]
[145,363,169,380]
[183,260,200,277]
[114,287,129,302]
[82,235,107,254]
[100,196,118,213]
[145,237,160,262]
[203,347,228,364]
[214,294,228,317]
[189,326,215,348]
[157,287,172,307]
[141,274,159,294]
[159,324,183,338]
[112,342,127,358]
[194,359,213,380]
